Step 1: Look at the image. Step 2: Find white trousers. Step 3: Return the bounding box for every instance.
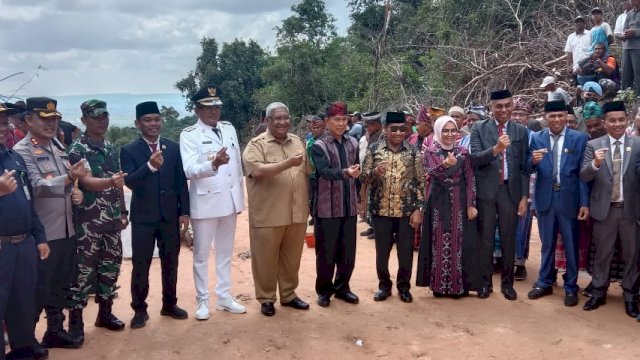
[192,214,237,302]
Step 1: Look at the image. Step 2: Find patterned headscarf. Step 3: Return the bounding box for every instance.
[513,96,533,114]
[325,102,348,117]
[417,104,431,123]
[433,115,458,150]
[583,101,603,121]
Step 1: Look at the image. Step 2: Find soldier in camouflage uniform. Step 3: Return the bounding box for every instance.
[66,99,129,342]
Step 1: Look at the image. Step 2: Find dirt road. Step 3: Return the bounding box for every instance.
[40,211,640,360]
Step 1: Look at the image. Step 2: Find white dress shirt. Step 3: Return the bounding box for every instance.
[549,127,566,184]
[495,120,509,181]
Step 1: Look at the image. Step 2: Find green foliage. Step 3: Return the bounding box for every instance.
[175,38,267,132]
[175,0,622,144]
[276,0,337,47]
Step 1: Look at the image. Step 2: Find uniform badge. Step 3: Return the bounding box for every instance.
[34,149,43,155]
[208,87,217,96]
[207,154,215,161]
[161,144,166,150]
[626,147,631,152]
[30,137,39,146]
[47,101,56,110]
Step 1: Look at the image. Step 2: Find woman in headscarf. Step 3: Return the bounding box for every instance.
[578,42,619,85]
[416,116,478,297]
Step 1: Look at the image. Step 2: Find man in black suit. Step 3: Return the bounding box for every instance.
[470,90,530,301]
[120,101,190,328]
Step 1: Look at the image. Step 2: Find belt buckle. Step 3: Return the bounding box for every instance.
[552,183,560,191]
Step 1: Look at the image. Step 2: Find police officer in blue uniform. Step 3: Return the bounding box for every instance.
[0,103,50,360]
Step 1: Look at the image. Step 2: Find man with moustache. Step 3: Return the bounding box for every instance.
[360,111,425,303]
[526,101,589,307]
[310,102,361,307]
[14,97,87,352]
[67,99,129,342]
[0,102,50,360]
[243,102,310,317]
[120,101,190,328]
[180,85,246,320]
[470,90,530,301]
[580,101,640,318]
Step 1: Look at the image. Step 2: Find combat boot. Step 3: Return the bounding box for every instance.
[95,299,125,331]
[68,309,85,345]
[41,309,82,349]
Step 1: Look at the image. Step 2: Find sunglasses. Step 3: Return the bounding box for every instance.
[389,126,408,133]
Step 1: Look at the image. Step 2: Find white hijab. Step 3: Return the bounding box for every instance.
[433,115,458,150]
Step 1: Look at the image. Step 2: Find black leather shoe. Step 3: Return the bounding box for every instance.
[583,297,606,311]
[528,286,553,300]
[477,286,491,299]
[33,343,49,360]
[41,330,82,349]
[501,287,518,301]
[335,291,359,304]
[161,305,188,319]
[625,301,639,318]
[373,289,391,301]
[281,297,310,310]
[130,311,149,329]
[433,291,445,298]
[514,265,528,281]
[359,228,373,236]
[261,302,276,316]
[317,295,331,308]
[565,292,579,307]
[399,290,413,303]
[582,283,593,298]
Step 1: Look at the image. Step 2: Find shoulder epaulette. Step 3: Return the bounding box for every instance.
[182,125,197,133]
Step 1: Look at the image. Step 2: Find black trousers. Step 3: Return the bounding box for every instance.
[1,236,37,358]
[130,221,180,311]
[372,216,414,292]
[477,184,518,289]
[35,237,76,317]
[314,216,357,296]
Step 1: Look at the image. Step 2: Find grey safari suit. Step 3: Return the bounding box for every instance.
[13,134,79,317]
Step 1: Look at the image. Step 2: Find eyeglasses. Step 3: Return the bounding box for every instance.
[441,129,458,135]
[389,126,408,133]
[270,115,291,122]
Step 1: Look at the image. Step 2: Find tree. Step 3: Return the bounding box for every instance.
[276,0,337,47]
[175,38,267,131]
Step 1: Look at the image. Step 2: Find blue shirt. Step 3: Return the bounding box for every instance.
[0,146,46,243]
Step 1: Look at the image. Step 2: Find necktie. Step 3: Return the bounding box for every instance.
[551,134,561,184]
[212,127,222,140]
[612,140,622,201]
[498,123,505,184]
[149,143,157,153]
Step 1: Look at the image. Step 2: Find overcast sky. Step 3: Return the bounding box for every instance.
[0,0,351,97]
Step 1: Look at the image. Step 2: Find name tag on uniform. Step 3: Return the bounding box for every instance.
[36,156,48,162]
[202,141,213,144]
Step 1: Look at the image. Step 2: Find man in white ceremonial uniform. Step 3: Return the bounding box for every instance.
[179,84,246,320]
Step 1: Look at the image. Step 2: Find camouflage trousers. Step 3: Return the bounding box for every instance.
[68,230,122,309]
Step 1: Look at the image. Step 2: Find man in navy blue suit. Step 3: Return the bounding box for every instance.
[120,101,190,329]
[527,100,589,307]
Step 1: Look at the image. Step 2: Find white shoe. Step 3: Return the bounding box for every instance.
[216,297,246,314]
[195,299,210,320]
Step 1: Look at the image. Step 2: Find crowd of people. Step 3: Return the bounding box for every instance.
[2,2,640,359]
